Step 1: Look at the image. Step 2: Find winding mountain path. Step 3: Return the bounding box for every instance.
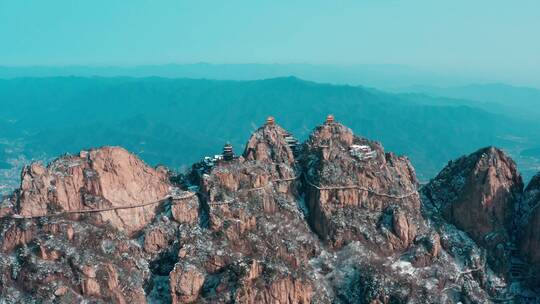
[6,192,197,219]
[303,175,418,199]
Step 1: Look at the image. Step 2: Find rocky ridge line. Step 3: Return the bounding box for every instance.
[0,116,539,303]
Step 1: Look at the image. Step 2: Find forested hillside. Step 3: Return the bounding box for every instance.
[1,76,538,192]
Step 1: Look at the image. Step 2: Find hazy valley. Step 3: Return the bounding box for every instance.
[1,75,539,194]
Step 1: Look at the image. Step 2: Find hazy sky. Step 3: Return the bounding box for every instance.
[1,0,539,83]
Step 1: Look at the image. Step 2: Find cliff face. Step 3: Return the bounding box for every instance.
[1,117,536,303]
[16,147,171,234]
[518,173,540,285]
[300,121,421,253]
[523,173,540,208]
[0,147,186,303]
[422,147,523,272]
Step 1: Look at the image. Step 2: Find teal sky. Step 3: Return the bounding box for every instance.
[1,0,539,83]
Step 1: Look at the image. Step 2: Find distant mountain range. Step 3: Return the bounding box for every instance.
[0,63,494,89]
[394,83,540,120]
[1,76,539,194]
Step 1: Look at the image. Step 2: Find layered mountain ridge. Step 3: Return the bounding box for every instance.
[2,76,540,196]
[1,116,540,303]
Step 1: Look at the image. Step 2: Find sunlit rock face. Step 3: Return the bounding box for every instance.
[16,146,170,234]
[243,119,295,166]
[1,118,532,303]
[423,147,523,272]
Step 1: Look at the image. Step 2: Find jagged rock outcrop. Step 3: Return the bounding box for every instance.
[1,117,528,303]
[169,120,319,303]
[423,147,523,272]
[0,147,184,303]
[0,218,150,303]
[170,263,205,303]
[243,118,295,165]
[16,147,170,233]
[297,119,508,303]
[300,120,421,253]
[234,276,313,304]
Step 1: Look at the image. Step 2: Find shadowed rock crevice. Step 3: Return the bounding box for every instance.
[517,173,540,290]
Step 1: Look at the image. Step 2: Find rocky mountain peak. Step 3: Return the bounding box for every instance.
[423,146,523,273]
[306,120,354,155]
[2,119,538,303]
[424,146,522,238]
[168,119,318,303]
[243,117,296,165]
[301,117,421,252]
[15,146,171,234]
